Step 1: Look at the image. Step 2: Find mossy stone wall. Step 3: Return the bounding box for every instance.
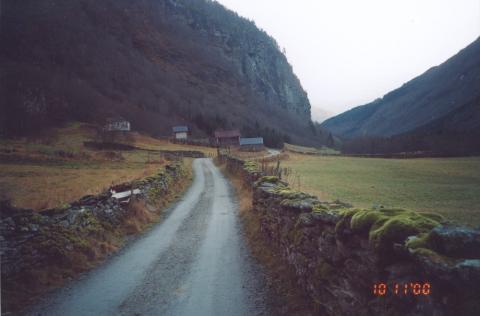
[223,155,480,316]
[0,162,186,293]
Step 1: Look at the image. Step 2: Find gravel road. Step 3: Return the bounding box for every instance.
[266,148,281,157]
[28,159,271,316]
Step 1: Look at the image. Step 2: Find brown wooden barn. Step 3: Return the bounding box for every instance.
[214,129,240,147]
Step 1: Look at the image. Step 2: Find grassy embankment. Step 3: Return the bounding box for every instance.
[282,152,480,227]
[0,122,214,210]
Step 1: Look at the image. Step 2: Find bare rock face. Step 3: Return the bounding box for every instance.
[1,0,316,145]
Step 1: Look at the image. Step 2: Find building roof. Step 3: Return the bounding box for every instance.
[172,126,189,133]
[106,116,128,123]
[240,137,264,146]
[214,129,240,138]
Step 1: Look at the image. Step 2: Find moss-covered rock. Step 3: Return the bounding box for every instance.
[350,209,386,233]
[407,225,480,259]
[334,208,361,234]
[405,233,430,249]
[280,196,318,211]
[259,175,280,183]
[311,206,341,224]
[243,161,259,173]
[272,185,312,200]
[340,208,443,253]
[410,247,458,267]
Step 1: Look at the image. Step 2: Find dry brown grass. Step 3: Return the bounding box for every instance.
[220,165,313,315]
[229,148,269,160]
[122,200,156,234]
[0,162,162,210]
[131,132,217,156]
[0,122,205,211]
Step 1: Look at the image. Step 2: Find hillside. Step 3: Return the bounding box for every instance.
[0,0,323,147]
[321,37,480,139]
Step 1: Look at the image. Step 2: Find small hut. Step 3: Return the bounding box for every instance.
[172,126,189,140]
[104,117,130,132]
[239,137,264,151]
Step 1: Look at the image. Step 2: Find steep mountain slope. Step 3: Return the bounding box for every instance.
[321,37,480,138]
[0,0,320,146]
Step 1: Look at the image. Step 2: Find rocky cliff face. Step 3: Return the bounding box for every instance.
[1,0,316,145]
[163,0,311,118]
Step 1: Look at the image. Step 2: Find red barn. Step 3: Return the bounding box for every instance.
[214,129,240,147]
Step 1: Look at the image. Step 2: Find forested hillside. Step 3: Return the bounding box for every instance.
[1,0,326,147]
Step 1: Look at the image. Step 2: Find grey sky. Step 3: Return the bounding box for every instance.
[215,0,480,120]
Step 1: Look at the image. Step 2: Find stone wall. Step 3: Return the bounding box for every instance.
[157,150,206,159]
[0,162,186,311]
[224,156,480,315]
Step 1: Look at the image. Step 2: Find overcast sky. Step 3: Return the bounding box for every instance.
[215,0,480,121]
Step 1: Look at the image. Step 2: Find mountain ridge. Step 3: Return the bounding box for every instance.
[321,37,480,139]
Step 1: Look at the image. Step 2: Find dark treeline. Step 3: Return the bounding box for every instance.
[340,131,480,157]
[186,110,295,148]
[241,120,291,148]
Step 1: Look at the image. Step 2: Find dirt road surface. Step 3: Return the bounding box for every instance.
[28,159,270,316]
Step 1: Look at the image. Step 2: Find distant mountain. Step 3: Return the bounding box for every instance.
[321,37,480,139]
[1,0,323,147]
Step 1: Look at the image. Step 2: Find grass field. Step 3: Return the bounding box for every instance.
[282,153,480,227]
[0,122,213,210]
[0,162,160,210]
[284,143,340,155]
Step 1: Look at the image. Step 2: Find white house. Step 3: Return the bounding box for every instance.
[104,117,130,132]
[172,126,189,139]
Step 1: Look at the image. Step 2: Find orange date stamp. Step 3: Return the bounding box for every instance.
[373,282,431,296]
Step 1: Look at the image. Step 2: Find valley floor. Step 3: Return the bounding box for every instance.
[282,153,480,227]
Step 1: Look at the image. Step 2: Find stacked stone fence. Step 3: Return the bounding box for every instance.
[156,150,206,159]
[221,155,480,316]
[170,137,217,147]
[0,162,186,297]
